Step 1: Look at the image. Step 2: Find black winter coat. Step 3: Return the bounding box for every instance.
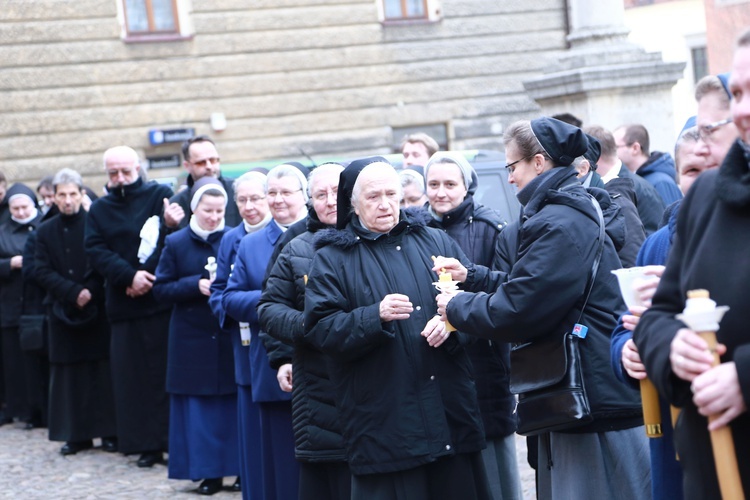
[304,211,485,475]
[634,143,750,499]
[428,197,516,439]
[447,167,642,433]
[258,213,346,463]
[0,213,43,328]
[85,178,173,322]
[34,211,110,364]
[603,177,646,267]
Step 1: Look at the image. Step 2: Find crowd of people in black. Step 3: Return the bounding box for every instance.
[0,27,749,500]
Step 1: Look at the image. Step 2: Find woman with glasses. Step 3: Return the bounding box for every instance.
[435,117,649,499]
[153,177,238,495]
[222,164,308,500]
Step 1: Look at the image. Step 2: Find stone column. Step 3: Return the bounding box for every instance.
[523,0,685,152]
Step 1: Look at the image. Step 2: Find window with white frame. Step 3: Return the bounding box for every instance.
[378,0,441,23]
[119,0,192,41]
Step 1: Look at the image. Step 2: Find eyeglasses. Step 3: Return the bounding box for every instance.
[267,189,302,199]
[237,195,266,205]
[698,118,733,143]
[191,157,220,167]
[312,188,338,202]
[504,155,532,174]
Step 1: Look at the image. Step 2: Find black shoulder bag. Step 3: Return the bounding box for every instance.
[509,195,605,436]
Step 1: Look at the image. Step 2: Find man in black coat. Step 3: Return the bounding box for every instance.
[85,146,173,468]
[163,135,240,230]
[35,168,116,456]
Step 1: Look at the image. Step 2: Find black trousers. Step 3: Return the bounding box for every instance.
[109,312,170,455]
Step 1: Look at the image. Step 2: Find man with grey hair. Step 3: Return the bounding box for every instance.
[85,146,173,467]
[35,168,117,456]
[304,157,491,499]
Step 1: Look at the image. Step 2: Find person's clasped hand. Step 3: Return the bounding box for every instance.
[692,361,747,430]
[379,294,413,322]
[669,328,726,382]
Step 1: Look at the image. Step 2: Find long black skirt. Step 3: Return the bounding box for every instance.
[351,451,492,500]
[1,326,29,419]
[110,312,170,455]
[48,359,116,442]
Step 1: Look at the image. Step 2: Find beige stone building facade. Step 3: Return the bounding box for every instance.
[2,0,574,187]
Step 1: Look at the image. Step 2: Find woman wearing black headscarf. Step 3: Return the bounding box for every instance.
[0,184,44,425]
[435,117,649,499]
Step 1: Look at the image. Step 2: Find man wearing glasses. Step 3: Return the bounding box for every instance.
[164,135,241,229]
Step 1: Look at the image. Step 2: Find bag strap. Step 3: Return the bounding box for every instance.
[574,195,606,325]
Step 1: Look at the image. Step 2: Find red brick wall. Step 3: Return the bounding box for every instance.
[705,1,750,73]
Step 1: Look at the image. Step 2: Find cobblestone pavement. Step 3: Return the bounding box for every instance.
[0,422,535,499]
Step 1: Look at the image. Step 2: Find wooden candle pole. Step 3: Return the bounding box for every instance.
[640,378,662,438]
[688,290,744,500]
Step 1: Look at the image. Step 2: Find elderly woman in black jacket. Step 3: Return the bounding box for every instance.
[304,158,491,500]
[435,118,649,500]
[424,152,521,500]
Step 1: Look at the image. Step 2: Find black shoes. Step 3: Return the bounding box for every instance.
[60,440,94,456]
[198,478,223,496]
[0,413,12,426]
[101,437,118,453]
[136,451,165,468]
[230,477,241,492]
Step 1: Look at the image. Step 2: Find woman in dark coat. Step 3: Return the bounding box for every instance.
[424,152,521,500]
[0,183,44,424]
[258,163,351,500]
[304,158,491,500]
[436,118,649,500]
[154,178,238,495]
[34,169,116,455]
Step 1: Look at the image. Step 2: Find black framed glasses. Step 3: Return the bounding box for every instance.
[504,155,532,174]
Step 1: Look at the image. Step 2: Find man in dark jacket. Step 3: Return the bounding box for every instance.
[304,158,491,500]
[581,133,646,267]
[258,163,351,500]
[163,135,241,229]
[614,124,683,206]
[35,168,116,456]
[85,146,173,468]
[588,125,665,235]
